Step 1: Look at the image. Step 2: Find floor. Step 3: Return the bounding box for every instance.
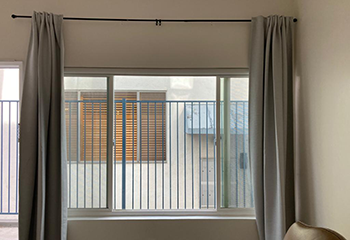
[0,216,18,240]
[0,223,17,240]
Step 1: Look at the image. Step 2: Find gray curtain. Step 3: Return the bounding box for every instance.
[249,15,295,240]
[19,12,67,240]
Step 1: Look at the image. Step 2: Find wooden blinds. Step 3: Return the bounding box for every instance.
[69,91,165,162]
[80,92,108,162]
[140,92,166,162]
[114,92,137,161]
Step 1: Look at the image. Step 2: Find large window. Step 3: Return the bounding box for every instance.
[65,70,253,216]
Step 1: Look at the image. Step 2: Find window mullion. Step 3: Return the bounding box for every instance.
[222,77,231,208]
[107,76,114,211]
[216,77,221,211]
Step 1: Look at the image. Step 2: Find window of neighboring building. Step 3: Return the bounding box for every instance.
[139,92,166,162]
[65,91,166,163]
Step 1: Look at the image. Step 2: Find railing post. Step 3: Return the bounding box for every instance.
[122,98,126,209]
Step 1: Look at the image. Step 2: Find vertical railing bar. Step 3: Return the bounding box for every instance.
[76,102,79,208]
[213,102,216,209]
[183,102,186,210]
[69,102,72,208]
[243,102,246,208]
[99,103,102,208]
[154,102,157,209]
[84,102,87,208]
[139,101,142,209]
[147,102,149,210]
[8,102,11,212]
[162,102,165,210]
[176,102,179,209]
[191,102,194,209]
[1,102,3,212]
[121,99,126,209]
[235,102,238,207]
[206,102,209,209]
[199,102,201,209]
[16,102,19,213]
[91,102,94,208]
[169,103,172,209]
[132,102,135,210]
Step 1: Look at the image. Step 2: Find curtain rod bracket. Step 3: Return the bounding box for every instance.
[155,19,162,26]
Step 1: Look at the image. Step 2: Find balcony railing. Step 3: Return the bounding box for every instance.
[66,99,252,210]
[0,100,19,215]
[0,99,251,215]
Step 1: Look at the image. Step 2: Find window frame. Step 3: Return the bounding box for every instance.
[0,61,23,223]
[65,68,254,219]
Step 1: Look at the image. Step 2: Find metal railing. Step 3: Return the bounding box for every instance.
[113,100,218,210]
[0,99,251,214]
[0,100,19,215]
[66,99,252,210]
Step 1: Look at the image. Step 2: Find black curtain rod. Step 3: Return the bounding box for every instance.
[11,14,297,26]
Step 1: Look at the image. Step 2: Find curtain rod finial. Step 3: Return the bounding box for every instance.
[293,18,298,22]
[11,14,17,19]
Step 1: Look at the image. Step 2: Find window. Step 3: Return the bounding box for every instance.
[65,77,108,208]
[0,62,22,240]
[0,63,21,217]
[220,77,253,209]
[65,70,253,216]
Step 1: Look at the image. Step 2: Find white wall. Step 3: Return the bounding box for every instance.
[0,0,297,239]
[295,0,350,238]
[1,0,295,68]
[68,218,258,240]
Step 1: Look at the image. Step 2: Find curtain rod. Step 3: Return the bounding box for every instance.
[11,14,297,26]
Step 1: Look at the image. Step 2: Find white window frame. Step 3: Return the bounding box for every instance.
[65,68,254,219]
[0,61,23,224]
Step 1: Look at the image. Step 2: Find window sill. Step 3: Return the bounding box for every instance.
[68,208,255,220]
[68,215,255,221]
[0,216,18,225]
